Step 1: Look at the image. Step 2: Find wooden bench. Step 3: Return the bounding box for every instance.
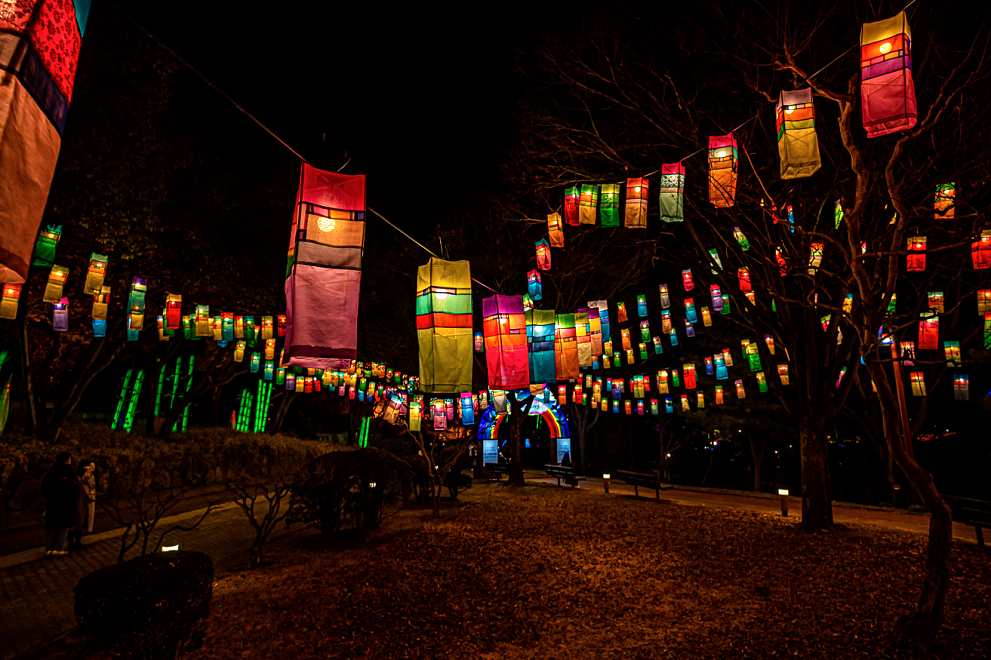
[946,495,991,548]
[543,464,581,488]
[484,463,512,481]
[613,470,671,500]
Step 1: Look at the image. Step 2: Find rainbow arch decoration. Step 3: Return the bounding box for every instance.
[477,388,570,442]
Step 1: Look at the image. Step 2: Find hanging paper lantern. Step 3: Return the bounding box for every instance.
[681,269,694,292]
[775,88,821,179]
[775,247,788,276]
[83,253,108,296]
[926,291,944,314]
[482,294,529,390]
[708,248,722,274]
[92,285,109,322]
[906,236,926,272]
[909,371,925,397]
[918,313,939,350]
[953,374,969,401]
[659,163,685,222]
[721,347,734,368]
[978,290,991,315]
[163,293,181,330]
[579,184,598,225]
[943,341,961,367]
[460,392,475,426]
[763,335,775,356]
[638,342,648,360]
[264,338,276,362]
[620,327,632,352]
[612,302,626,325]
[860,11,917,138]
[43,264,68,303]
[713,354,728,381]
[833,200,845,230]
[535,238,552,271]
[588,299,611,348]
[210,316,222,342]
[52,297,68,331]
[633,293,646,318]
[842,293,854,314]
[972,230,991,270]
[635,400,644,416]
[264,360,275,382]
[934,183,955,220]
[660,309,672,334]
[234,340,246,363]
[32,225,61,268]
[756,372,768,393]
[275,314,286,338]
[527,269,543,302]
[547,212,565,248]
[128,277,147,333]
[682,299,698,326]
[0,283,21,320]
[683,319,696,337]
[260,316,273,340]
[284,165,365,369]
[734,379,746,400]
[683,363,697,390]
[671,369,681,389]
[656,370,670,394]
[244,316,257,344]
[668,327,679,347]
[573,383,584,405]
[417,258,473,393]
[474,330,484,353]
[808,242,824,275]
[729,228,750,254]
[714,386,725,405]
[194,304,211,337]
[576,309,593,368]
[625,177,648,228]
[679,394,689,413]
[746,342,762,372]
[707,133,738,208]
[664,397,674,414]
[653,285,668,311]
[564,185,580,226]
[652,336,663,355]
[900,341,917,365]
[221,312,234,342]
[526,309,556,384]
[249,352,261,374]
[600,183,620,228]
[624,348,634,365]
[701,306,712,327]
[650,398,659,415]
[638,319,650,344]
[721,294,732,315]
[234,315,245,339]
[0,1,90,283]
[522,293,533,311]
[695,391,705,409]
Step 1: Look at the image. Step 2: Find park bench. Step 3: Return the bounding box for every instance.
[613,470,671,500]
[485,463,512,481]
[543,463,582,488]
[945,495,991,548]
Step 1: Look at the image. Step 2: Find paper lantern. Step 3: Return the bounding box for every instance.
[89,285,109,326]
[656,370,669,394]
[83,253,108,296]
[573,383,584,405]
[43,264,68,302]
[417,258,473,393]
[664,397,674,414]
[902,340,918,365]
[264,338,276,362]
[678,394,688,412]
[52,297,68,331]
[953,374,969,401]
[159,293,180,330]
[128,277,146,334]
[588,299,611,347]
[700,306,712,327]
[728,228,750,255]
[683,363,697,390]
[587,306,603,358]
[808,242,824,275]
[576,309,593,368]
[618,327,631,353]
[681,269,694,292]
[244,316,257,344]
[756,372,768,394]
[526,309,556,384]
[535,238,552,271]
[708,284,721,310]
[599,183,620,228]
[746,342,762,372]
[210,316,222,342]
[972,230,991,270]
[275,314,286,338]
[775,88,821,179]
[735,379,746,400]
[652,336,663,355]
[482,295,529,390]
[714,355,729,380]
[924,291,944,314]
[714,386,725,406]
[624,348,634,365]
[527,269,543,303]
[638,342,648,360]
[763,335,775,356]
[722,344,735,367]
[684,298,697,325]
[934,183,955,220]
[906,236,926,272]
[841,293,854,315]
[650,398,659,415]
[234,340,246,363]
[708,248,722,274]
[721,294,732,315]
[0,283,21,319]
[708,133,738,208]
[612,302,626,325]
[909,371,925,397]
[0,1,90,283]
[671,369,681,389]
[221,312,234,342]
[943,341,961,367]
[978,289,991,315]
[522,293,533,311]
[657,162,684,223]
[625,177,648,228]
[918,313,939,350]
[473,330,485,353]
[861,11,917,138]
[547,212,565,248]
[668,327,679,347]
[775,247,788,276]
[981,313,990,349]
[32,225,61,268]
[578,184,598,225]
[459,392,475,426]
[637,319,650,344]
[631,294,645,319]
[282,165,366,369]
[564,185,580,226]
[734,268,750,295]
[660,309,672,335]
[191,304,210,337]
[259,316,273,340]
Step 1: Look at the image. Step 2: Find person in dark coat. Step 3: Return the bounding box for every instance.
[41,452,80,556]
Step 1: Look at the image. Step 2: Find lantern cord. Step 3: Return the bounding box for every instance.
[367,208,499,294]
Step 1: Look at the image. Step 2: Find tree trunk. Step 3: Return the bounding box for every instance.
[799,414,833,530]
[19,321,41,440]
[748,434,765,492]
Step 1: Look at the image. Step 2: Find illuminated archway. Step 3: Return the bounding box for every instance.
[477,388,571,463]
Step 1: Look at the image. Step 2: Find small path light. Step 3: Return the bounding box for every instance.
[369,482,377,489]
[777,488,790,517]
[603,473,611,494]
[162,544,180,552]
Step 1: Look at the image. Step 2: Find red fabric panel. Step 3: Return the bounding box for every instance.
[284,265,360,369]
[300,163,366,211]
[29,0,81,101]
[416,312,472,330]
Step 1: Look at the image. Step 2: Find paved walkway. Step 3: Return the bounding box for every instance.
[0,478,982,659]
[0,500,275,659]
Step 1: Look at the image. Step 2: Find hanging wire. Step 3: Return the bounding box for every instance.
[127,14,500,293]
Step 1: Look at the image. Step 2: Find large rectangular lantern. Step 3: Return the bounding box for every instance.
[416,258,473,392]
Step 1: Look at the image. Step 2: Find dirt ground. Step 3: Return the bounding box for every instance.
[192,483,991,658]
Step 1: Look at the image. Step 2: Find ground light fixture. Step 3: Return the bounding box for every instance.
[162,544,180,552]
[777,489,790,517]
[602,473,611,494]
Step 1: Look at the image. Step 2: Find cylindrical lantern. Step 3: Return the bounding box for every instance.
[658,284,670,309]
[482,294,529,390]
[861,11,917,138]
[535,239,552,271]
[625,177,648,228]
[547,211,565,247]
[776,88,821,179]
[708,133,738,207]
[907,236,926,272]
[681,269,694,292]
[600,183,620,228]
[659,163,685,222]
[564,186,579,226]
[972,230,991,270]
[579,184,598,225]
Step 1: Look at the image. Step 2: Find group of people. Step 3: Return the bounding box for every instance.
[40,452,96,556]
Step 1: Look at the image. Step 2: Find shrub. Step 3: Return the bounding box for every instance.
[74,550,214,658]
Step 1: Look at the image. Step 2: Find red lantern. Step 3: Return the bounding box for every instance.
[683,363,697,390]
[972,230,991,270]
[738,267,752,293]
[918,313,939,351]
[564,186,579,226]
[535,238,552,271]
[681,269,694,292]
[906,236,926,272]
[625,177,648,228]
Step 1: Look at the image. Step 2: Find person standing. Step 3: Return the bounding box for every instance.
[41,452,80,556]
[68,461,96,549]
